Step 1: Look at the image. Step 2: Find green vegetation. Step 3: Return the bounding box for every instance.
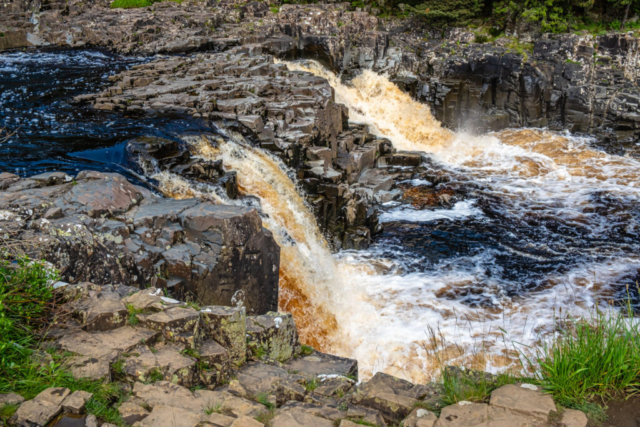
[126,303,142,326]
[0,404,18,425]
[521,294,640,420]
[204,402,223,415]
[255,392,275,410]
[439,369,519,406]
[109,0,180,9]
[0,257,127,426]
[304,378,319,392]
[300,344,314,356]
[270,5,280,13]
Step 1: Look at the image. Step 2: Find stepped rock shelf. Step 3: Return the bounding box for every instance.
[2,280,587,427]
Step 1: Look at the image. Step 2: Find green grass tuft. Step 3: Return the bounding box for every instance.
[110,0,180,9]
[300,345,314,356]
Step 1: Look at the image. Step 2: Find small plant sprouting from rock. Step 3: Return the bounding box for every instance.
[305,378,319,392]
[256,392,275,410]
[147,368,164,383]
[126,304,143,326]
[204,402,223,415]
[0,403,19,425]
[300,345,314,356]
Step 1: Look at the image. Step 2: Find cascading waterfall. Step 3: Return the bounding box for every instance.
[155,61,640,383]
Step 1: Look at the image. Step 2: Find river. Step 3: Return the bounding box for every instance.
[2,50,640,383]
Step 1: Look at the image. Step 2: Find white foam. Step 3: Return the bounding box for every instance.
[379,200,483,223]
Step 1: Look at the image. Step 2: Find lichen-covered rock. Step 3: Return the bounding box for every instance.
[200,306,247,366]
[246,312,301,363]
[121,345,198,388]
[0,171,279,315]
[11,388,70,427]
[139,307,202,349]
[197,340,231,388]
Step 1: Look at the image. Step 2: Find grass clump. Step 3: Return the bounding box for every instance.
[126,304,142,326]
[204,402,223,415]
[304,378,319,392]
[524,295,640,419]
[439,368,518,406]
[0,404,18,425]
[300,345,314,356]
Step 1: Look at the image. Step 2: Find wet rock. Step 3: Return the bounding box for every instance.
[200,306,247,366]
[350,372,429,423]
[61,390,92,414]
[246,312,300,363]
[283,352,358,381]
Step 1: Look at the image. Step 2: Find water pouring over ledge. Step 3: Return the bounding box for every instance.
[154,60,640,383]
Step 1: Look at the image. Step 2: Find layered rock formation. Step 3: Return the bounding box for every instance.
[6,280,588,427]
[74,48,423,249]
[0,170,279,314]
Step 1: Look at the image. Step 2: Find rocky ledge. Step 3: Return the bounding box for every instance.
[2,280,587,427]
[0,170,279,314]
[75,47,435,249]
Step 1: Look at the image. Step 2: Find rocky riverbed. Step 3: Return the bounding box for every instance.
[2,0,640,425]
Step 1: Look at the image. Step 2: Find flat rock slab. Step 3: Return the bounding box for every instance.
[283,351,358,380]
[11,400,62,427]
[351,372,429,423]
[489,384,556,419]
[270,406,335,427]
[58,326,160,359]
[132,405,203,427]
[435,402,488,427]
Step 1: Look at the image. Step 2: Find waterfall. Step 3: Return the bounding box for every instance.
[154,61,640,383]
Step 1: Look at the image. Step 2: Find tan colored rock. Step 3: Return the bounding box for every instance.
[246,312,300,363]
[122,345,197,387]
[118,401,150,425]
[560,408,588,427]
[194,390,265,418]
[123,288,180,312]
[315,377,353,398]
[200,306,247,365]
[61,390,93,414]
[10,388,71,427]
[489,384,556,419]
[140,307,202,348]
[486,406,546,427]
[230,362,304,405]
[203,412,238,426]
[0,392,25,406]
[435,402,488,427]
[230,416,264,427]
[68,354,114,381]
[403,407,438,427]
[85,413,98,427]
[34,387,71,406]
[270,406,334,427]
[132,405,202,427]
[58,326,160,359]
[350,372,429,423]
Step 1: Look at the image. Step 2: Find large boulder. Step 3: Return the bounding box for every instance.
[0,171,280,315]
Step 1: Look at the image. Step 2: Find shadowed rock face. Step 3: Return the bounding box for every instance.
[0,170,279,314]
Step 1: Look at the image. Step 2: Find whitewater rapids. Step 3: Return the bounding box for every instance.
[158,60,640,383]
